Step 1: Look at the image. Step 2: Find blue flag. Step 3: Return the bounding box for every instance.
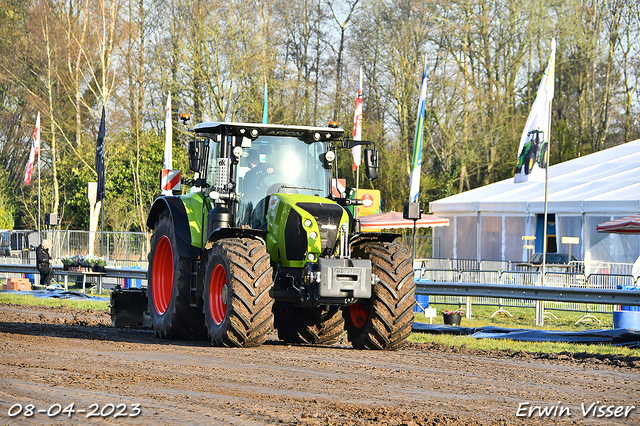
[95,107,105,201]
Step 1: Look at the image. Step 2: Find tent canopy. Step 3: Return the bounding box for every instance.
[597,214,640,234]
[359,211,449,230]
[430,138,640,215]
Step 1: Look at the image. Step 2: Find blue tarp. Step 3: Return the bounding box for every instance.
[411,322,640,347]
[1,289,107,302]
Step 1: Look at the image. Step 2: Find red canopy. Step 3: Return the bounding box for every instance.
[359,211,449,230]
[596,214,640,234]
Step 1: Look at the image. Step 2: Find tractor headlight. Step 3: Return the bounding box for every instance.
[309,231,317,239]
[307,253,316,261]
[304,219,312,227]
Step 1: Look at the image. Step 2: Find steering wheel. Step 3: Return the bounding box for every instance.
[261,172,286,189]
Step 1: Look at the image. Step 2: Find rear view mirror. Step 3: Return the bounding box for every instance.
[364,148,378,180]
[189,137,204,172]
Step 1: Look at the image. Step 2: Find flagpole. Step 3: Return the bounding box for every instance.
[101,199,104,257]
[538,150,549,326]
[262,81,268,124]
[355,68,362,218]
[538,40,556,327]
[537,103,552,326]
[352,67,363,220]
[95,106,106,257]
[101,107,104,257]
[405,54,428,259]
[38,133,41,241]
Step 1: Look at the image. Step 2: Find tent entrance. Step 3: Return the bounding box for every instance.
[536,213,557,254]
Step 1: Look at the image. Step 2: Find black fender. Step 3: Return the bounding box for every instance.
[147,196,201,259]
[349,232,401,249]
[205,227,267,249]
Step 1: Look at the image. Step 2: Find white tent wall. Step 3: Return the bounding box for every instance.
[437,217,455,259]
[481,216,502,260]
[455,216,477,259]
[434,214,530,263]
[556,215,583,259]
[433,212,640,270]
[506,216,529,262]
[430,139,640,269]
[584,215,639,271]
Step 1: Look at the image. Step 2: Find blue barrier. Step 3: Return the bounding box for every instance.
[414,295,429,313]
[123,266,142,288]
[617,285,640,311]
[613,310,640,330]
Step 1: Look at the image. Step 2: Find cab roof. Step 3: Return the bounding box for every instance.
[192,122,346,142]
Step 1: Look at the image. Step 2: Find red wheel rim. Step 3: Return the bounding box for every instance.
[152,235,174,315]
[350,302,369,329]
[209,264,228,325]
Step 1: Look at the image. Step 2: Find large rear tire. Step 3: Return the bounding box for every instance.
[203,238,274,347]
[274,304,344,345]
[539,143,548,169]
[147,211,205,340]
[343,242,415,350]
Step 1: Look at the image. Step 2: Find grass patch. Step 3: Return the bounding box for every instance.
[415,304,613,331]
[408,332,640,357]
[411,304,640,357]
[0,292,109,311]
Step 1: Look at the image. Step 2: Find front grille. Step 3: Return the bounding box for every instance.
[284,209,306,261]
[297,202,344,257]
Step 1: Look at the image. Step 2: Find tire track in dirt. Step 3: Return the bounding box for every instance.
[0,303,638,425]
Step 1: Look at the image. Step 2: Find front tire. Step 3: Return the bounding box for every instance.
[274,304,344,345]
[343,242,415,350]
[203,238,274,347]
[524,150,535,174]
[147,211,205,340]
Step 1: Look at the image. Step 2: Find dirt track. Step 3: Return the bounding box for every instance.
[0,303,638,425]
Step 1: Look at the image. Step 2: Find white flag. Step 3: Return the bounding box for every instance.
[514,39,556,184]
[409,56,428,203]
[24,112,40,185]
[352,68,363,170]
[162,92,173,195]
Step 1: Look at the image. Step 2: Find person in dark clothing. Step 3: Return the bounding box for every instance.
[36,239,53,287]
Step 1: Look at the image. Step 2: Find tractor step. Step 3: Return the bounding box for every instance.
[189,259,201,307]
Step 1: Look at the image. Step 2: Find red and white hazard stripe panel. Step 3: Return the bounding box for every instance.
[162,169,181,192]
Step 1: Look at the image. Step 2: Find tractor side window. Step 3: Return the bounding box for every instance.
[205,138,219,188]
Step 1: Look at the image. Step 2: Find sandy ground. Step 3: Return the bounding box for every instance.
[0,303,638,425]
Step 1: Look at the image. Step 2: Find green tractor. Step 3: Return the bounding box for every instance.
[141,119,415,350]
[515,129,547,175]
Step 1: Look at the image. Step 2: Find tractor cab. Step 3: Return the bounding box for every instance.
[187,121,377,231]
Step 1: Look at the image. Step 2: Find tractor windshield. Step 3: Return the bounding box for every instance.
[237,136,330,226]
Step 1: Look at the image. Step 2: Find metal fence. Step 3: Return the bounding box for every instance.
[414,258,640,321]
[0,229,150,265]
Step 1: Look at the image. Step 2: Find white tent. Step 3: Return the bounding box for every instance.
[429,139,640,269]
